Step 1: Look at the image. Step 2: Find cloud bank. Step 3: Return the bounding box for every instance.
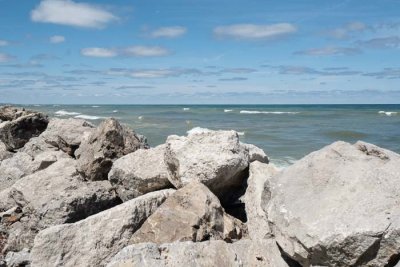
[214,23,297,39]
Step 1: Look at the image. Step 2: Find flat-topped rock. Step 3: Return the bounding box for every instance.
[30,189,174,267]
[164,130,249,197]
[265,141,400,266]
[108,145,172,201]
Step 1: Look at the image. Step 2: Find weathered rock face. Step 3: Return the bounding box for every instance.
[164,130,249,197]
[107,239,289,267]
[0,107,48,151]
[0,158,121,252]
[0,141,12,161]
[242,143,269,163]
[108,145,172,201]
[0,151,69,191]
[75,118,149,181]
[4,248,30,267]
[265,141,400,267]
[244,161,277,240]
[39,118,94,156]
[130,182,246,245]
[30,189,174,267]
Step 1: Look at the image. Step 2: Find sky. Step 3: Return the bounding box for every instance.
[0,0,399,104]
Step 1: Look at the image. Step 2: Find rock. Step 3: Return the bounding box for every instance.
[0,107,48,151]
[19,137,58,157]
[244,161,278,240]
[164,130,249,197]
[0,151,69,191]
[242,142,269,163]
[0,142,12,161]
[39,118,94,156]
[30,189,174,267]
[130,182,246,245]
[5,248,30,267]
[108,145,172,201]
[265,141,400,267]
[75,118,149,181]
[1,158,120,252]
[107,239,289,267]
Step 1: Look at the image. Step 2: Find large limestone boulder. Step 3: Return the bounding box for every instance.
[108,145,172,201]
[39,118,94,156]
[0,151,69,191]
[265,141,400,267]
[130,182,246,245]
[164,130,249,197]
[0,106,48,151]
[107,239,289,267]
[244,161,278,240]
[0,158,120,252]
[30,189,174,267]
[75,118,148,181]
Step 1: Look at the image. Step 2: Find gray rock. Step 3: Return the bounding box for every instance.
[242,142,269,163]
[39,118,94,156]
[0,142,12,161]
[75,118,149,181]
[5,248,30,267]
[108,145,172,201]
[130,182,246,245]
[1,158,120,252]
[164,130,249,197]
[0,151,69,191]
[244,161,278,240]
[107,239,289,267]
[0,107,48,151]
[30,189,174,267]
[265,141,400,267]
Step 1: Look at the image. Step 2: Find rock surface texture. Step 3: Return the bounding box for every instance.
[75,118,148,181]
[0,107,48,151]
[265,141,400,267]
[107,239,289,267]
[30,189,174,267]
[108,145,172,201]
[130,182,246,244]
[164,130,249,197]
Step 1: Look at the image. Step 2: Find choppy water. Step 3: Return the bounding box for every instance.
[19,104,400,167]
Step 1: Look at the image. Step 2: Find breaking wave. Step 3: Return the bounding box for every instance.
[240,110,299,114]
[379,111,398,116]
[74,115,103,120]
[55,110,81,116]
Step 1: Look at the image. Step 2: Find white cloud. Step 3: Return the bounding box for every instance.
[213,23,297,39]
[295,47,361,56]
[129,69,177,78]
[150,26,187,38]
[81,47,117,57]
[0,40,9,46]
[123,46,170,57]
[327,22,366,39]
[31,0,117,29]
[50,35,66,44]
[0,53,15,63]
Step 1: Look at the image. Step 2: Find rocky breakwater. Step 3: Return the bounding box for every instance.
[0,105,399,267]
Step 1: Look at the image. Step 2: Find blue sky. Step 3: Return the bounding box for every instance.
[0,0,399,104]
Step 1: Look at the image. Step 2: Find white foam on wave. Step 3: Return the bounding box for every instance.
[112,110,118,113]
[74,115,103,120]
[224,109,233,113]
[138,116,143,120]
[55,110,81,116]
[183,108,190,111]
[379,111,398,116]
[240,110,299,114]
[187,127,212,135]
[271,156,297,169]
[237,131,245,136]
[91,105,100,108]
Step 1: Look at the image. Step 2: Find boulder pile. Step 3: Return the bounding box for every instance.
[0,106,399,267]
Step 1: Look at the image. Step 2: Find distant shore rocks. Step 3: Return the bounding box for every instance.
[1,105,400,267]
